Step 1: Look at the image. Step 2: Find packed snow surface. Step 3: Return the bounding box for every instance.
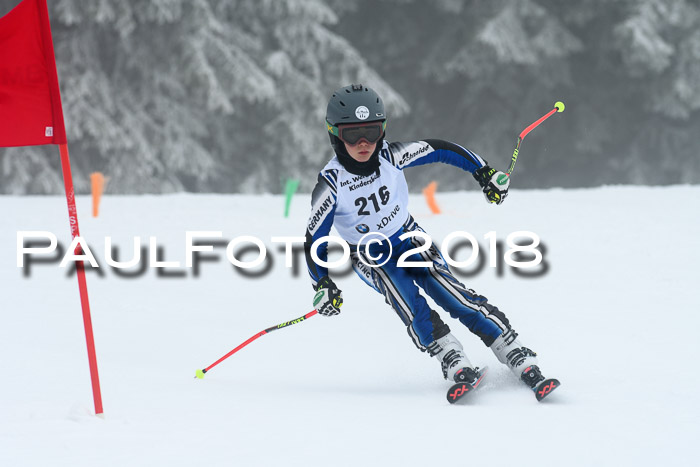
[1,186,699,466]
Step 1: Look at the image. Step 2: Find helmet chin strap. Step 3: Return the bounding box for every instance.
[330,134,383,176]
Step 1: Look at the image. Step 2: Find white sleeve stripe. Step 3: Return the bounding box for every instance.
[463,147,486,167]
[322,174,337,193]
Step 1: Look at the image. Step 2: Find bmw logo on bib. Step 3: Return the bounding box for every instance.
[355,223,370,234]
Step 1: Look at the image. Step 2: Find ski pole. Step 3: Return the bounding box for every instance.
[195,309,318,379]
[507,101,565,176]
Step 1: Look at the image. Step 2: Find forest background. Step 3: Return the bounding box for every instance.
[1,0,698,194]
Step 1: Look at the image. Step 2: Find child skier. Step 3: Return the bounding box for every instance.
[304,84,558,401]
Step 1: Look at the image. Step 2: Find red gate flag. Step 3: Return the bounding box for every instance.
[0,0,66,146]
[0,0,103,415]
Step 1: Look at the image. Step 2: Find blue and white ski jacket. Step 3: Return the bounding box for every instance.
[304,139,486,288]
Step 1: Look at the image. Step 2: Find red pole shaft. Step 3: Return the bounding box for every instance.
[508,105,562,176]
[201,309,318,375]
[58,143,103,415]
[204,331,268,373]
[519,107,558,141]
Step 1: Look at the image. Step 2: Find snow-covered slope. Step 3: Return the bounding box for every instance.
[1,186,699,467]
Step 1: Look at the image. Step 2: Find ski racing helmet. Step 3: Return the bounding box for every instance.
[325,84,386,175]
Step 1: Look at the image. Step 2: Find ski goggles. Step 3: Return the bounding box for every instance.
[326,120,386,145]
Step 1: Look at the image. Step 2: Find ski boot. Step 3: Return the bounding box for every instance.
[428,333,474,381]
[521,365,560,401]
[429,334,488,403]
[490,329,560,401]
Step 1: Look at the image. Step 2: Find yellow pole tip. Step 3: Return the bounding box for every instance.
[554,101,565,112]
[195,369,206,379]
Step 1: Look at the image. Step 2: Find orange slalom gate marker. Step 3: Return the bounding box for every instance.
[422,181,441,214]
[90,172,105,217]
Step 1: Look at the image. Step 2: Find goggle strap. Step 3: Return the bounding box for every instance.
[326,121,340,137]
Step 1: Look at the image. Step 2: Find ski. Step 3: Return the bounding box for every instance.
[533,378,560,402]
[446,366,488,404]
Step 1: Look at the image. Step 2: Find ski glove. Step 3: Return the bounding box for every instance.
[474,165,510,205]
[313,276,343,317]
